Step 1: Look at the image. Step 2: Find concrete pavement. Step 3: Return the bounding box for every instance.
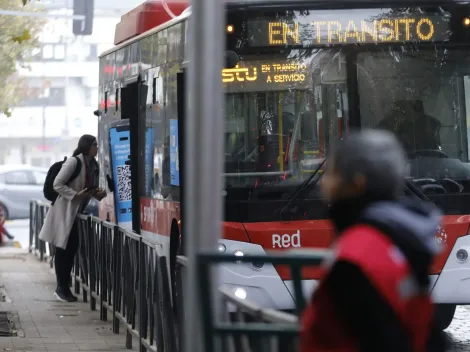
[0,252,137,351]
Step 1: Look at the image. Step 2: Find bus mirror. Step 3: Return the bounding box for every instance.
[225,51,240,69]
[321,55,346,84]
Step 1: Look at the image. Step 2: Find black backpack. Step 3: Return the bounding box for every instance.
[43,156,82,204]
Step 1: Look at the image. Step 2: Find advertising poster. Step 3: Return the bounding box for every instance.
[169,119,180,186]
[109,127,133,227]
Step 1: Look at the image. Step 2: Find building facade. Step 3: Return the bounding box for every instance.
[0,0,142,167]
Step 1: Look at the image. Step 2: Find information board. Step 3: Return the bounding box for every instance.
[109,126,132,225]
[169,119,180,186]
[222,59,313,92]
[242,9,450,47]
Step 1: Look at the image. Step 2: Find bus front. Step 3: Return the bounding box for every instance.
[220,0,470,328]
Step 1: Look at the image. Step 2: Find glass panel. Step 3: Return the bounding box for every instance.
[357,48,470,195]
[129,42,141,76]
[223,51,346,189]
[141,36,153,71]
[156,29,168,66]
[168,23,183,62]
[115,46,129,79]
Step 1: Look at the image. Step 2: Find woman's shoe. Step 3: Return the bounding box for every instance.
[54,287,77,302]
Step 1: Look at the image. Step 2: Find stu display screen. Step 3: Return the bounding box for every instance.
[243,9,450,46]
[222,60,312,92]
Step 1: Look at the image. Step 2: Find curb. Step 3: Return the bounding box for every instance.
[0,241,22,248]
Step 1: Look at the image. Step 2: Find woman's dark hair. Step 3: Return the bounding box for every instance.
[73,134,97,156]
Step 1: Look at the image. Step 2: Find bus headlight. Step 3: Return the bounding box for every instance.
[234,250,244,257]
[456,249,468,263]
[217,244,226,253]
[234,287,247,300]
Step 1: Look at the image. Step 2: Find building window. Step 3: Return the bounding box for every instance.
[41,43,66,61]
[85,88,92,106]
[43,44,53,59]
[87,44,98,61]
[54,44,65,60]
[49,88,65,106]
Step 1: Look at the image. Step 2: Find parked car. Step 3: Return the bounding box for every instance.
[0,165,48,224]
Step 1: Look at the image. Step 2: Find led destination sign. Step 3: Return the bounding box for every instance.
[244,9,450,46]
[222,60,312,93]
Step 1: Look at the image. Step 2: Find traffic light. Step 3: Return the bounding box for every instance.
[73,0,94,36]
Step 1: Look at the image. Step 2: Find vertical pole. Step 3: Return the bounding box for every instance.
[42,101,46,154]
[184,0,225,351]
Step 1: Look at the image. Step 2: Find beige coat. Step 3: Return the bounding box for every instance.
[39,154,88,249]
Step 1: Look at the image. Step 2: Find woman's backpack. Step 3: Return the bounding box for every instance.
[43,156,82,204]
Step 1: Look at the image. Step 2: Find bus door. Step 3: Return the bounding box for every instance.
[121,77,148,234]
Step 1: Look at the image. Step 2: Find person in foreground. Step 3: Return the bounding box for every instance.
[39,135,107,302]
[300,129,447,352]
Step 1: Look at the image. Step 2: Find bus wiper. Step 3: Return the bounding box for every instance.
[279,158,327,221]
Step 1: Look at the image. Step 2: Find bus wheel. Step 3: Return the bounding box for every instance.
[434,304,456,331]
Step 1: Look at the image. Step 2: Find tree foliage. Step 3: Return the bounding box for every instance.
[0,0,45,117]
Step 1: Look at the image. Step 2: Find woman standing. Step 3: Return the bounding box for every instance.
[39,135,106,302]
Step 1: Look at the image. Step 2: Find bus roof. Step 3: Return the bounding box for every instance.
[114,0,189,45]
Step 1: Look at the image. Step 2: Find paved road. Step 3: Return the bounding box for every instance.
[0,252,138,351]
[2,219,470,349]
[447,306,470,351]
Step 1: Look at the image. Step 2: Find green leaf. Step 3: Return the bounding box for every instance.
[11,29,32,44]
[22,0,29,5]
[3,109,12,118]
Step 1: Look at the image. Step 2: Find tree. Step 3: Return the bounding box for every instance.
[0,0,45,117]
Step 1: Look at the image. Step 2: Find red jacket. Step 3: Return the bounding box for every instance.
[300,224,433,352]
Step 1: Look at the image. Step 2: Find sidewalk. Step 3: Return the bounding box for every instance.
[0,251,137,351]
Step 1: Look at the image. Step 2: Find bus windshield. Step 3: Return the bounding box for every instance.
[223,51,339,188]
[222,5,470,205]
[223,46,470,197]
[358,47,470,197]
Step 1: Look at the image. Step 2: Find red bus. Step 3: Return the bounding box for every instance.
[97,0,470,330]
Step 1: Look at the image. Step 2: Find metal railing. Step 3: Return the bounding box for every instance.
[29,200,55,266]
[29,200,328,351]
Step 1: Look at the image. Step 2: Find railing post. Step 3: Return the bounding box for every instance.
[112,225,120,334]
[88,216,96,311]
[74,244,80,295]
[39,205,45,261]
[34,202,40,254]
[29,201,34,253]
[139,237,145,352]
[100,221,107,321]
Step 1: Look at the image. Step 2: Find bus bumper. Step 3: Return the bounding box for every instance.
[217,239,296,310]
[218,235,470,311]
[431,234,470,304]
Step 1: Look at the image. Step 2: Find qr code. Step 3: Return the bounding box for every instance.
[117,165,132,201]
